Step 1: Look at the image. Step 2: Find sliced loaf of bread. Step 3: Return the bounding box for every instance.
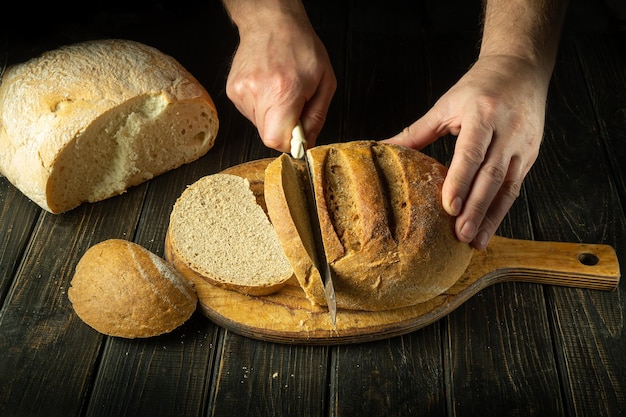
[264,141,473,311]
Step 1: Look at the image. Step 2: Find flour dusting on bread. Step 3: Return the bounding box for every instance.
[0,39,218,213]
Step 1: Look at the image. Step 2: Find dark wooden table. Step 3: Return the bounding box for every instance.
[1,1,625,416]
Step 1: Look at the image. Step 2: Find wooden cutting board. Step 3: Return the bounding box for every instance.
[190,159,621,345]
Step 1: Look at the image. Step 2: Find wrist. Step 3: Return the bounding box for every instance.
[222,0,310,37]
[478,0,567,83]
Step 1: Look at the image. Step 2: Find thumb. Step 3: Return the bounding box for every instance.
[382,109,448,150]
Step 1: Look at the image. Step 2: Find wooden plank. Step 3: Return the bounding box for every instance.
[208,331,330,417]
[202,125,334,416]
[576,31,626,216]
[334,327,446,416]
[0,178,40,304]
[0,187,147,416]
[83,315,218,417]
[525,33,626,415]
[80,162,222,417]
[341,32,429,141]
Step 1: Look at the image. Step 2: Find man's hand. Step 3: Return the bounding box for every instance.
[385,0,566,249]
[384,55,550,249]
[223,0,336,152]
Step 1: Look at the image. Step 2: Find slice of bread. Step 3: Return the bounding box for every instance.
[68,239,197,338]
[165,173,293,296]
[265,141,473,311]
[0,39,218,213]
[264,153,327,304]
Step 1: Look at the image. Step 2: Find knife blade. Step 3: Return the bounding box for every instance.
[290,123,337,326]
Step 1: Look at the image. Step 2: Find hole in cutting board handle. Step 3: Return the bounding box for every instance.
[578,252,600,266]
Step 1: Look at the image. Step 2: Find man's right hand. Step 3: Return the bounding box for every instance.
[223,0,336,152]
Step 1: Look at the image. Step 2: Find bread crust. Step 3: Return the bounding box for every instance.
[165,173,293,296]
[164,232,291,297]
[0,39,218,213]
[68,239,197,338]
[266,141,473,311]
[264,154,326,302]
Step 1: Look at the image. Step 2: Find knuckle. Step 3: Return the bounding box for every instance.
[479,213,501,237]
[307,108,328,126]
[460,143,487,166]
[226,77,257,100]
[262,134,286,151]
[467,196,491,217]
[268,74,302,102]
[501,177,522,200]
[483,162,508,184]
[476,96,499,120]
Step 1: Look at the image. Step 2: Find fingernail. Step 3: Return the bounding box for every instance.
[460,221,476,241]
[474,230,490,250]
[448,196,462,216]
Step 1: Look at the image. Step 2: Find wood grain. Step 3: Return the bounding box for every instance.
[525,33,626,416]
[0,187,148,416]
[0,177,40,303]
[193,159,620,345]
[1,2,624,417]
[192,235,619,345]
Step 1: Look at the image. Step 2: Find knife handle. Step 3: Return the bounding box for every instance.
[290,122,307,159]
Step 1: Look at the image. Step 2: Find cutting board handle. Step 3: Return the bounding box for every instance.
[470,236,620,291]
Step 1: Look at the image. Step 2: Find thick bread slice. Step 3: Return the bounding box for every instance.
[165,173,293,296]
[221,158,274,213]
[264,153,326,302]
[265,141,473,311]
[0,39,218,213]
[68,239,197,338]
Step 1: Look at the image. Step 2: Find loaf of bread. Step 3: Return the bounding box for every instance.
[0,39,218,213]
[264,141,473,311]
[68,239,197,338]
[165,173,294,296]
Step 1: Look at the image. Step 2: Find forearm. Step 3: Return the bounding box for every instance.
[221,0,311,36]
[479,0,568,81]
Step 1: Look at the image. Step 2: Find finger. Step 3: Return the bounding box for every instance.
[382,107,446,150]
[226,75,256,124]
[466,156,524,249]
[258,93,305,153]
[441,117,493,217]
[470,156,524,249]
[300,70,337,146]
[455,148,516,247]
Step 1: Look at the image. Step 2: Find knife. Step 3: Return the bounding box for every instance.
[290,122,337,326]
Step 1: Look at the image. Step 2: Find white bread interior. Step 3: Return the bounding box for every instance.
[0,39,218,213]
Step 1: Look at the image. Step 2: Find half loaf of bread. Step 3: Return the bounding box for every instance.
[165,172,294,296]
[264,141,473,311]
[68,239,197,338]
[0,39,218,213]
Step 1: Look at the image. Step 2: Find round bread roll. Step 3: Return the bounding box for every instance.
[264,140,473,311]
[68,239,197,338]
[0,39,218,213]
